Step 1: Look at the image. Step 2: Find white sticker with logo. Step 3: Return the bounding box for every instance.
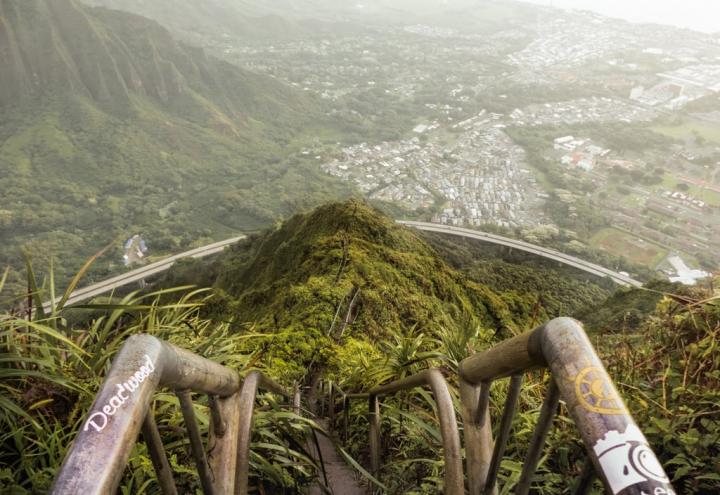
[593,424,672,494]
[84,354,156,433]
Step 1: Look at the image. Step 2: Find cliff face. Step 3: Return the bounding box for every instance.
[0,0,315,122]
[0,0,338,297]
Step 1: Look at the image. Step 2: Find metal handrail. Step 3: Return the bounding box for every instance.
[235,371,293,495]
[320,374,465,494]
[458,317,674,495]
[368,370,464,495]
[326,318,674,495]
[51,334,294,495]
[321,380,368,442]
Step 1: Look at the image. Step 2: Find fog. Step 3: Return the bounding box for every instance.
[520,0,720,33]
[0,0,717,298]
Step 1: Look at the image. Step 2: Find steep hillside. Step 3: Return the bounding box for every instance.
[0,0,351,296]
[184,201,537,381]
[2,200,717,493]
[82,0,370,44]
[159,201,720,492]
[0,0,320,127]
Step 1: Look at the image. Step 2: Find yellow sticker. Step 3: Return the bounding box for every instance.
[574,366,624,415]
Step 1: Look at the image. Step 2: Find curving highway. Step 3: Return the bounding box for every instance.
[45,219,642,311]
[42,236,245,312]
[398,221,643,287]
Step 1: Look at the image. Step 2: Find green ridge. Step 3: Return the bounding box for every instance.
[0,0,351,297]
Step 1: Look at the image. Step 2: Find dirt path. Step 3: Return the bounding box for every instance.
[308,420,368,495]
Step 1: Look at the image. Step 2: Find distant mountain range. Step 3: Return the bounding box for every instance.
[0,0,318,125]
[80,0,514,40]
[0,0,350,295]
[82,0,370,42]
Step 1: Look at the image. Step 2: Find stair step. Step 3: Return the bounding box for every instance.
[308,420,367,495]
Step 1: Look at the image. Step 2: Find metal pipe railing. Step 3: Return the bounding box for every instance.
[234,370,294,495]
[141,411,178,495]
[178,390,216,494]
[482,374,522,494]
[367,369,465,495]
[459,317,674,495]
[51,334,295,495]
[52,334,240,494]
[326,318,674,495]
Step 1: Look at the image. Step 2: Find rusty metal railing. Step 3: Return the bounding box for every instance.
[326,318,674,495]
[321,371,464,495]
[51,334,295,495]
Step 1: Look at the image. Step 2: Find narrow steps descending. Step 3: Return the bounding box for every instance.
[309,420,367,495]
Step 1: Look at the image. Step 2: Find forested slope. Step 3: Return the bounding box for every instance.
[0,0,351,297]
[1,200,718,493]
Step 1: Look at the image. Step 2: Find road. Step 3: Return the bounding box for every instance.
[398,221,643,287]
[42,236,245,312]
[45,219,642,312]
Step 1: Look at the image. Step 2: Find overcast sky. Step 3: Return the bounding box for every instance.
[519,0,720,33]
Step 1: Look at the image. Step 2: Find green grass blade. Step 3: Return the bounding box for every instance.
[56,241,114,312]
[22,252,45,321]
[0,266,9,295]
[337,443,387,490]
[48,258,56,315]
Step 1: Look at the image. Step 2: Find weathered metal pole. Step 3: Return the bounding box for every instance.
[368,394,381,478]
[367,369,464,495]
[141,411,178,495]
[459,318,674,495]
[178,390,215,495]
[51,334,240,495]
[459,379,494,495]
[235,371,291,495]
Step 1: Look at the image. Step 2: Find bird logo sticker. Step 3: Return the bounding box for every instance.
[593,425,672,494]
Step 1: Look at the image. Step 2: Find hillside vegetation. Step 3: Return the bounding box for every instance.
[161,201,719,492]
[1,201,718,493]
[0,0,352,297]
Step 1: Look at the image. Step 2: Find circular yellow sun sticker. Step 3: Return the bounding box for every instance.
[574,367,624,415]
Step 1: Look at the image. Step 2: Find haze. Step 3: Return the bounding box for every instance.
[1,0,717,297]
[522,0,720,33]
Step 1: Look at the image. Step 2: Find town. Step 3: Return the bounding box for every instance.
[199,5,720,284]
[321,111,546,228]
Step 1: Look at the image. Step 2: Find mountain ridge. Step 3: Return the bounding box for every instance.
[0,0,351,297]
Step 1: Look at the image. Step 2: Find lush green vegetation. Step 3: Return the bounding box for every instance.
[597,288,720,492]
[0,0,356,297]
[160,201,719,492]
[0,269,334,493]
[2,200,718,494]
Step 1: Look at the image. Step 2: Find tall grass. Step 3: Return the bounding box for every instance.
[0,259,332,494]
[332,285,720,494]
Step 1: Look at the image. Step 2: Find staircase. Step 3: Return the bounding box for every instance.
[51,318,675,495]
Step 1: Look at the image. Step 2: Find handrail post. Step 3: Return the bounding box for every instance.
[368,394,381,478]
[367,370,464,494]
[425,369,464,495]
[208,395,227,437]
[537,318,674,495]
[208,391,242,495]
[515,380,560,495]
[319,380,326,417]
[342,395,349,442]
[178,390,215,495]
[235,371,291,495]
[293,389,301,415]
[141,410,178,495]
[458,318,674,495]
[460,379,494,495]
